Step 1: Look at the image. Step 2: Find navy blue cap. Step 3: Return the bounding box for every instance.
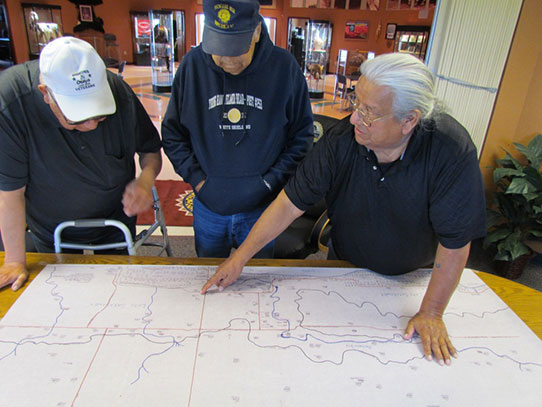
[202,0,260,57]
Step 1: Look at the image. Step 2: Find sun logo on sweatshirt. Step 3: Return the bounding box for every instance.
[227,108,241,123]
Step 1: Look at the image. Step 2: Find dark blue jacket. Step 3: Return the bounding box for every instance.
[162,20,313,215]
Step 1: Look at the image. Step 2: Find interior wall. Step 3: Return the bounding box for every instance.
[279,1,435,72]
[478,0,542,191]
[4,0,541,196]
[4,0,201,64]
[5,0,433,68]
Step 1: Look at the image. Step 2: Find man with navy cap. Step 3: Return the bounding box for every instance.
[0,37,162,291]
[162,0,313,258]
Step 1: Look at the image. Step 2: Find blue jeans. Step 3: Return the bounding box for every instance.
[193,197,274,258]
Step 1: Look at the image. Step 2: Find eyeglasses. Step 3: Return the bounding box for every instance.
[348,94,394,128]
[47,88,108,126]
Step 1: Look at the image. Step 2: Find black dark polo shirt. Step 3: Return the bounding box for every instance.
[0,61,161,243]
[285,114,486,275]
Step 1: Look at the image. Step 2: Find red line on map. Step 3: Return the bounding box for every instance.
[71,328,108,406]
[86,273,119,328]
[187,291,207,406]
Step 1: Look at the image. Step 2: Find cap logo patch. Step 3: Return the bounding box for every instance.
[71,70,96,92]
[214,4,235,29]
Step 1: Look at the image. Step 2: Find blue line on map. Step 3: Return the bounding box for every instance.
[131,286,181,385]
[0,267,66,361]
[257,284,542,369]
[458,347,542,370]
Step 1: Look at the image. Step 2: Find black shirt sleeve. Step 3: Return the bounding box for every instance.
[0,110,28,191]
[429,146,487,249]
[284,122,349,211]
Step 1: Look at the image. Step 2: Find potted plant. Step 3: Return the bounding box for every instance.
[483,134,542,279]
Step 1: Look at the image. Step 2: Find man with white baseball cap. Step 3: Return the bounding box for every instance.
[0,37,162,291]
[39,36,116,125]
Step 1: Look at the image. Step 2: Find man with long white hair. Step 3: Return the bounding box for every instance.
[202,53,486,366]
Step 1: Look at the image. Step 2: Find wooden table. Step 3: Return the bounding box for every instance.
[1,252,541,340]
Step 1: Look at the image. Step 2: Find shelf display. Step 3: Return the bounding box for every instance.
[132,10,184,67]
[22,4,63,59]
[149,10,174,92]
[287,17,308,69]
[131,11,151,66]
[393,25,430,61]
[336,49,373,77]
[304,20,332,99]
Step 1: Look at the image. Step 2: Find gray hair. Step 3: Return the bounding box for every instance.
[360,53,443,121]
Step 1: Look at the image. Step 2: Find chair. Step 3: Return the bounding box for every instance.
[117,60,126,78]
[274,114,338,259]
[103,33,121,68]
[54,187,172,256]
[333,74,349,110]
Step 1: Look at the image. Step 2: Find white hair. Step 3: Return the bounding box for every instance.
[360,53,442,121]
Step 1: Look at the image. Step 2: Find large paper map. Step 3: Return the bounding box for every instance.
[0,265,541,406]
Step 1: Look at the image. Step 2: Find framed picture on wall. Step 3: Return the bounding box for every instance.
[345,21,369,40]
[386,23,397,40]
[367,0,380,11]
[79,5,93,23]
[413,0,427,9]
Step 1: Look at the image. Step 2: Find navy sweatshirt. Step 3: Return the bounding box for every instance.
[162,20,313,215]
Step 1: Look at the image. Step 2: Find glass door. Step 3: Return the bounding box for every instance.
[174,11,185,62]
[149,10,174,92]
[304,20,332,99]
[130,11,151,65]
[394,25,431,61]
[287,17,309,69]
[22,3,63,59]
[0,0,14,68]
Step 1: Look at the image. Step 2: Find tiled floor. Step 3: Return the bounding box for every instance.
[121,64,351,123]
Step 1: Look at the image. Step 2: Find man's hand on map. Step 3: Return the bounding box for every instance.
[403,311,457,366]
[0,262,29,291]
[201,257,244,294]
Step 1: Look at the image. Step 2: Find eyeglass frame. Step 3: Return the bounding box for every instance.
[46,88,108,126]
[347,94,395,128]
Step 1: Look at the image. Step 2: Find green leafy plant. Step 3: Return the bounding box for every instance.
[484,134,542,261]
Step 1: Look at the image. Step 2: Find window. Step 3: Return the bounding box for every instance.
[263,17,276,44]
[195,13,204,47]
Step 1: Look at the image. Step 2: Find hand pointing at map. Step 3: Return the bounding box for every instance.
[201,190,303,295]
[201,256,244,294]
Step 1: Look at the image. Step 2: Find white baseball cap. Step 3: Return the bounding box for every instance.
[39,37,116,122]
